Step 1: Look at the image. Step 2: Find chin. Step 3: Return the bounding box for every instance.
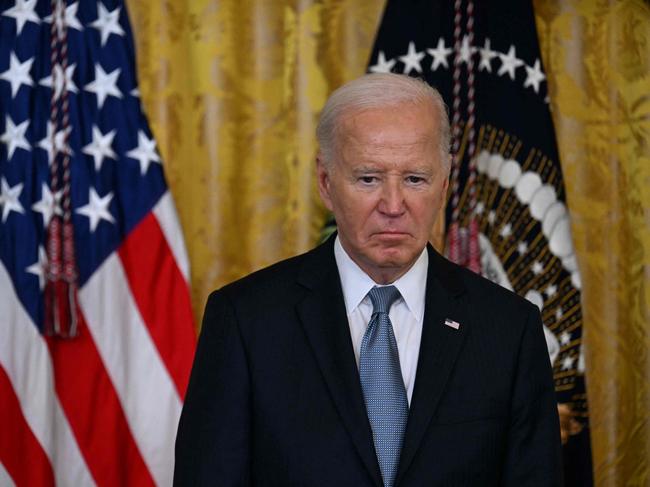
[371,251,413,269]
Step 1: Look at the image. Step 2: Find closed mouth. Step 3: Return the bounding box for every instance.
[374,231,410,237]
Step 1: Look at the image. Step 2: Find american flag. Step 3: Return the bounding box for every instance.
[0,0,196,485]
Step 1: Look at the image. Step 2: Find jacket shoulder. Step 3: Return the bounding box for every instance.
[216,251,307,301]
[207,239,333,308]
[433,250,539,318]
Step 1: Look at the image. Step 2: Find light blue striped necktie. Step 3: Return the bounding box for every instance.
[359,285,408,487]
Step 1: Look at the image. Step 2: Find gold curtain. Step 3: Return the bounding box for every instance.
[127,1,650,485]
[535,1,650,485]
[126,0,386,322]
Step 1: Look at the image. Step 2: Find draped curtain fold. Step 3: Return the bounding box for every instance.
[126,1,649,485]
[535,1,650,485]
[126,0,385,321]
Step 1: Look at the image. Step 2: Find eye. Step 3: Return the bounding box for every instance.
[405,175,426,184]
[358,175,379,185]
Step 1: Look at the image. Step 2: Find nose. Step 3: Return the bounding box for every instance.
[378,178,406,216]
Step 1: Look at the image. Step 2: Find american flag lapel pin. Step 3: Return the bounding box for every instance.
[444,318,460,330]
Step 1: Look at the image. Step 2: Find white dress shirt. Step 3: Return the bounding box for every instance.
[334,236,427,405]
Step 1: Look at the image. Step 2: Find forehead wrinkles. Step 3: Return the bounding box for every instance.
[336,105,437,150]
[338,126,439,168]
[346,132,432,152]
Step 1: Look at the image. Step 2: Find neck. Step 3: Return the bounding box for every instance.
[364,265,409,285]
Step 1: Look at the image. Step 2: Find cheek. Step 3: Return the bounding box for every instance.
[335,199,378,235]
[340,204,373,229]
[336,189,375,215]
[412,194,444,224]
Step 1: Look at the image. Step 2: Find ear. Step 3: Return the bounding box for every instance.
[435,169,450,211]
[316,153,334,212]
[441,171,449,195]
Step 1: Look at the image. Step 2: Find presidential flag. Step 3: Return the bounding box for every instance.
[368,0,592,483]
[0,0,196,485]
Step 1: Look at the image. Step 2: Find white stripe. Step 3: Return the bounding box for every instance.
[152,191,191,282]
[0,461,16,487]
[79,253,182,487]
[0,263,96,487]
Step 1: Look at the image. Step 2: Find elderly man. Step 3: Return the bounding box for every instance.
[174,73,561,486]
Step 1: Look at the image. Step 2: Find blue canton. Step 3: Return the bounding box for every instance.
[0,0,167,331]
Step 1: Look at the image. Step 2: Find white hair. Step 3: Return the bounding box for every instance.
[316,73,451,171]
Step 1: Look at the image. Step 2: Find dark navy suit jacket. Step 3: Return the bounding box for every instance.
[174,236,562,486]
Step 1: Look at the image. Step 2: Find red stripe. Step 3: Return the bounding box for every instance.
[0,365,55,487]
[46,313,155,487]
[118,212,196,398]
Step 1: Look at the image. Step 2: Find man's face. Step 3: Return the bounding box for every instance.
[317,102,449,284]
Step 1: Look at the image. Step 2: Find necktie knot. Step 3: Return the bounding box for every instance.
[368,285,401,315]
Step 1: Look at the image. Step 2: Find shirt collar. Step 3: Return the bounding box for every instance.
[334,235,428,321]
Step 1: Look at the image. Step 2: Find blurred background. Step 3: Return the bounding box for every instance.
[1,0,648,485]
[128,1,650,485]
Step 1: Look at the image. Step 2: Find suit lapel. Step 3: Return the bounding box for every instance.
[395,247,469,486]
[296,238,384,487]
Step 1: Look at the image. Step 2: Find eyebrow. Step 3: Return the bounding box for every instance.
[351,166,384,174]
[351,166,434,175]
